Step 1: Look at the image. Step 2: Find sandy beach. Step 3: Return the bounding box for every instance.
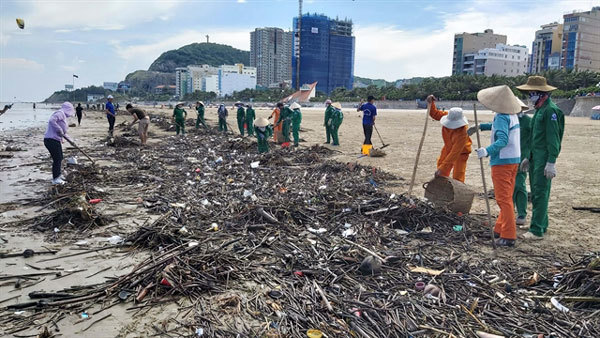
[1,104,599,336]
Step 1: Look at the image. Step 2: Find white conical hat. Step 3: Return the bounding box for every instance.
[331,102,342,110]
[255,117,269,127]
[477,85,522,115]
[290,102,301,109]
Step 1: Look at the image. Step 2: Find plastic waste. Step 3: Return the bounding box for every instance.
[210,223,219,231]
[308,227,327,234]
[66,157,78,165]
[107,235,123,244]
[306,329,323,338]
[243,189,252,198]
[188,241,199,247]
[415,282,425,291]
[81,312,89,319]
[195,328,204,336]
[550,297,569,313]
[342,228,356,238]
[453,225,463,231]
[250,161,260,168]
[215,157,223,164]
[89,198,102,204]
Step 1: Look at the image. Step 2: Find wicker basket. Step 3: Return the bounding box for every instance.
[423,176,475,214]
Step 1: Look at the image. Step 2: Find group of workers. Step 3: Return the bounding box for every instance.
[424,75,564,245]
[42,75,563,245]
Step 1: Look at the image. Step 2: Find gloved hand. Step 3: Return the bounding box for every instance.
[467,126,478,136]
[520,158,530,173]
[544,162,556,179]
[476,148,488,159]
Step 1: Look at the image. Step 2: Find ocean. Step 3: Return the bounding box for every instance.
[0,103,59,132]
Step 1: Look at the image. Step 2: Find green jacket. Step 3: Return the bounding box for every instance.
[519,114,532,161]
[292,108,302,126]
[331,108,343,127]
[173,107,187,120]
[531,98,564,163]
[277,107,293,125]
[324,105,334,126]
[245,108,256,122]
[236,107,245,120]
[196,106,205,116]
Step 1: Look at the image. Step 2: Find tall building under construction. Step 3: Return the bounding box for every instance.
[250,27,293,88]
[453,29,507,75]
[292,14,355,94]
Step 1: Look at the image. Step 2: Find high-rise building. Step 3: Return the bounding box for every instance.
[530,22,563,73]
[561,7,600,71]
[292,14,355,94]
[469,44,529,76]
[175,67,188,98]
[250,27,293,88]
[187,65,219,92]
[453,29,507,75]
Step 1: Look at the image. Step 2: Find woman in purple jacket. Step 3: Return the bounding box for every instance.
[44,102,75,185]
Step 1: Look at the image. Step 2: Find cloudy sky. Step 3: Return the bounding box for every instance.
[0,0,597,101]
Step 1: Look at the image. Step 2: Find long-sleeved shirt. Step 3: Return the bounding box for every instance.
[324,105,334,126]
[173,107,187,120]
[531,98,564,163]
[236,107,245,121]
[44,110,69,142]
[218,106,228,119]
[245,108,255,122]
[480,113,521,166]
[429,102,472,172]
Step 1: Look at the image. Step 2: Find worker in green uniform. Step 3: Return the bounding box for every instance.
[236,102,246,136]
[217,104,228,132]
[324,99,334,144]
[277,104,293,145]
[195,101,206,128]
[330,102,344,146]
[172,102,187,136]
[245,104,256,136]
[254,117,272,153]
[290,102,302,147]
[516,76,564,240]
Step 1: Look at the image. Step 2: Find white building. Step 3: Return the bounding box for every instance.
[188,65,219,92]
[218,64,257,97]
[470,44,529,76]
[202,75,219,93]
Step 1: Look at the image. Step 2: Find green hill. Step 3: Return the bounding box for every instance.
[148,42,250,72]
[124,70,175,92]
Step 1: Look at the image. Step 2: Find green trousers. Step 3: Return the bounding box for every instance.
[292,123,300,146]
[331,124,340,145]
[325,125,331,143]
[237,118,245,136]
[257,139,269,153]
[529,152,551,237]
[218,118,227,132]
[282,122,291,142]
[195,114,206,128]
[175,118,185,135]
[246,119,254,136]
[513,171,528,218]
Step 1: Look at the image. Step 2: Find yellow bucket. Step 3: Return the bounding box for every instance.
[361,144,373,155]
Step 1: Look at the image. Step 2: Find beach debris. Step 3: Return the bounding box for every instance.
[359,255,382,275]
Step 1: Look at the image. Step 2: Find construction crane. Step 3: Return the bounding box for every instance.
[296,0,302,90]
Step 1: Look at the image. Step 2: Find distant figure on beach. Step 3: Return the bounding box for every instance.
[217,103,228,132]
[43,102,75,185]
[254,117,272,153]
[236,102,246,136]
[33,103,36,109]
[173,102,187,136]
[105,96,116,137]
[195,101,206,128]
[357,95,377,155]
[75,103,85,126]
[330,102,344,146]
[323,99,333,144]
[269,102,283,143]
[126,103,150,146]
[290,102,302,147]
[426,94,472,183]
[277,104,293,146]
[245,104,255,136]
[0,103,12,116]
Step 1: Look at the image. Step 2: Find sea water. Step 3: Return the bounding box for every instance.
[0,103,59,132]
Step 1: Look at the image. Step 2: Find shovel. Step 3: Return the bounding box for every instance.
[373,125,389,149]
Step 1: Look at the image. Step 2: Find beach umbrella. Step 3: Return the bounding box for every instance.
[592,105,600,110]
[16,18,25,29]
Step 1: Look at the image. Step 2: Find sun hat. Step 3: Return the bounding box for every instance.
[331,102,342,110]
[440,107,468,129]
[255,117,269,128]
[290,102,301,110]
[477,85,522,115]
[325,99,332,105]
[516,76,557,92]
[107,95,114,99]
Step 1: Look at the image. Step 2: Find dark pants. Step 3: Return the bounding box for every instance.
[363,124,373,145]
[107,115,115,134]
[44,138,62,179]
[76,112,82,125]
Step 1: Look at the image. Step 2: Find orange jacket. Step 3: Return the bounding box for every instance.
[270,108,281,131]
[430,102,472,173]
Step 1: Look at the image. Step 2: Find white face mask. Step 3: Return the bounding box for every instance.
[529,95,540,103]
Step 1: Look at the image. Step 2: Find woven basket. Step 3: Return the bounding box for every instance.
[423,176,475,214]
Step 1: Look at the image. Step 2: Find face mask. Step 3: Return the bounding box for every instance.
[529,93,540,103]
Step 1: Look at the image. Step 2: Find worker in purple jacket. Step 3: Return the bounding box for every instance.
[43,102,75,185]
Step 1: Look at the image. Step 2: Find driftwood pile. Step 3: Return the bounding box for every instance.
[1,119,598,337]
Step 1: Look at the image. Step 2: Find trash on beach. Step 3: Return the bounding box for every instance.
[107,235,123,244]
[250,161,260,168]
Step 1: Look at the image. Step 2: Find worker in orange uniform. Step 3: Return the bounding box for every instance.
[475,85,523,247]
[269,102,283,143]
[426,95,472,183]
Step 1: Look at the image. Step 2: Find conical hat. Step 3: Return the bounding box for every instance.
[477,85,522,115]
[516,97,528,111]
[290,102,301,110]
[255,117,269,127]
[331,102,342,110]
[516,76,557,92]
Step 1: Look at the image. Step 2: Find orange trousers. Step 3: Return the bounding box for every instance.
[438,153,469,183]
[491,164,518,240]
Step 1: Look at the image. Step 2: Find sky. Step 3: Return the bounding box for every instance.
[1,0,598,101]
